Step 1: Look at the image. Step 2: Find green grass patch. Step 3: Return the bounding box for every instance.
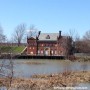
[0,46,25,54]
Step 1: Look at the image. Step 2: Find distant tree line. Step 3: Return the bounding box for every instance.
[75,30,90,53]
[0,24,37,45]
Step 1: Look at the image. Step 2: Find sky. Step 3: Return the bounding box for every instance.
[0,0,90,40]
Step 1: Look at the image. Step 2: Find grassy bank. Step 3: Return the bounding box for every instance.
[0,46,25,54]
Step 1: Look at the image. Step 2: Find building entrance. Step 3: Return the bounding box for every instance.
[44,47,50,56]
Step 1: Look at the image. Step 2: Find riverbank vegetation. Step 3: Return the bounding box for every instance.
[74,56,90,62]
[0,71,90,90]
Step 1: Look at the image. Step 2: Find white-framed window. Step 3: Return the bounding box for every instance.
[55,50,57,54]
[51,50,53,54]
[38,50,40,54]
[30,52,33,54]
[55,44,57,47]
[41,50,43,54]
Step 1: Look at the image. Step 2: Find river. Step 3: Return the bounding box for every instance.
[0,59,90,78]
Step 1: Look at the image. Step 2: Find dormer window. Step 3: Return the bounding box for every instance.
[46,35,50,39]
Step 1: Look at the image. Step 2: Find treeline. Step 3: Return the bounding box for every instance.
[66,30,90,54]
[0,24,37,46]
[75,30,90,53]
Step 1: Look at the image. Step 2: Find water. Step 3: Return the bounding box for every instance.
[76,83,90,90]
[0,87,7,90]
[0,59,90,78]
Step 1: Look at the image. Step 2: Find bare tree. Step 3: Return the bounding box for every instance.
[82,30,90,53]
[13,23,26,46]
[0,25,6,57]
[27,25,38,38]
[61,36,72,59]
[75,30,90,53]
[83,30,90,41]
[0,44,14,89]
[0,25,6,43]
[83,30,90,52]
[68,29,79,41]
[67,29,81,55]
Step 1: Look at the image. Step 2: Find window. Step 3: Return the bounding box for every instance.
[61,51,63,55]
[38,50,40,54]
[46,35,50,39]
[55,50,57,54]
[51,50,53,54]
[30,52,33,54]
[41,50,43,54]
[55,44,57,47]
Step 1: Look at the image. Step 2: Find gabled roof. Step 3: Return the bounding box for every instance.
[38,33,59,41]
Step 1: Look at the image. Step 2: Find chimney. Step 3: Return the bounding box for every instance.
[38,31,41,37]
[59,31,62,37]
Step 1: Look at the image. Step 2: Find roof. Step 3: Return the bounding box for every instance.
[38,33,59,41]
[27,35,37,39]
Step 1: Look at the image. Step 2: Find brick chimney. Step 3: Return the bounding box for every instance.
[59,31,62,37]
[38,31,41,37]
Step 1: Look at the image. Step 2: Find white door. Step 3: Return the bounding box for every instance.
[45,50,48,55]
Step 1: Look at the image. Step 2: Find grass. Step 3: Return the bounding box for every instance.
[12,46,25,53]
[0,71,90,89]
[0,46,25,54]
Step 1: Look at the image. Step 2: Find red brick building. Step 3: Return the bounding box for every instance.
[27,31,72,56]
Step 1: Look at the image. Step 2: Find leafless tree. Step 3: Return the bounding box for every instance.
[82,30,90,53]
[0,44,14,89]
[68,29,79,41]
[67,29,81,55]
[83,30,90,48]
[61,36,72,59]
[75,30,90,53]
[0,25,6,57]
[83,30,90,41]
[0,25,6,43]
[75,40,90,53]
[56,31,73,58]
[27,25,38,38]
[13,23,26,46]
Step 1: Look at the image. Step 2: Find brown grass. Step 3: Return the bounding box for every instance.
[0,71,90,90]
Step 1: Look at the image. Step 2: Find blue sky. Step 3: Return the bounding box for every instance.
[0,0,90,39]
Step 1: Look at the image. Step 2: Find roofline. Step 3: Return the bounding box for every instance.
[38,40,57,42]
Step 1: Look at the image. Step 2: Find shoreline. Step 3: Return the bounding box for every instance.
[0,71,90,90]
